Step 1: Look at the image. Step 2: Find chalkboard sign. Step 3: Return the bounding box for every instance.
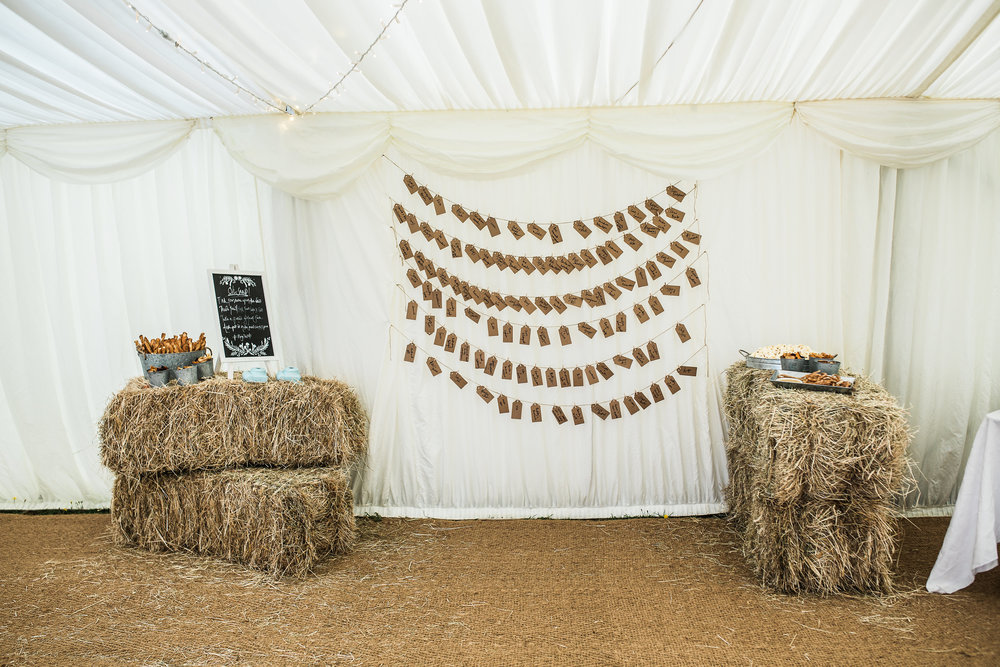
[209,270,276,361]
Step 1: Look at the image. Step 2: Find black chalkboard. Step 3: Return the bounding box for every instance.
[210,271,276,360]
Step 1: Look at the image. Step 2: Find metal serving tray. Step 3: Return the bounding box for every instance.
[769,370,855,394]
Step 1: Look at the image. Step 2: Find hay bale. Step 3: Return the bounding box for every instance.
[723,362,911,594]
[111,467,355,577]
[100,376,368,476]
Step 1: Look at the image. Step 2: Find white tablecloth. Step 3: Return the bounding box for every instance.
[926,410,1000,593]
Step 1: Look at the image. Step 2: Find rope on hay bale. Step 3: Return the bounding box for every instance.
[723,362,912,595]
[111,467,354,578]
[99,376,369,477]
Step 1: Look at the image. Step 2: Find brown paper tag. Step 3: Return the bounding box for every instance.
[416,185,433,205]
[536,326,551,347]
[614,212,628,231]
[407,269,422,288]
[591,403,610,420]
[615,276,636,291]
[501,360,513,380]
[596,362,614,379]
[452,203,469,221]
[486,217,501,237]
[487,317,499,337]
[426,356,442,376]
[552,405,568,424]
[628,205,646,222]
[579,249,598,268]
[464,244,479,263]
[532,257,549,275]
[558,368,571,388]
[460,342,470,362]
[616,312,627,332]
[520,297,538,314]
[609,399,622,419]
[676,323,691,343]
[527,223,546,239]
[474,348,485,369]
[640,222,660,238]
[593,286,606,306]
[448,237,461,259]
[652,215,672,234]
[647,340,660,361]
[634,304,650,323]
[531,366,543,386]
[606,241,623,258]
[511,400,523,419]
[443,298,455,318]
[677,365,697,377]
[595,246,613,264]
[534,297,553,314]
[476,385,494,403]
[593,216,613,233]
[572,367,584,387]
[484,356,498,376]
[504,295,521,311]
[666,185,686,201]
[506,220,525,239]
[558,326,572,345]
[469,211,486,230]
[519,325,532,345]
[392,201,405,223]
[481,251,495,268]
[545,367,557,387]
[572,406,585,425]
[613,354,633,369]
[645,198,663,215]
[650,382,665,402]
[493,252,509,271]
[664,206,685,222]
[661,284,680,297]
[530,403,542,423]
[434,326,447,346]
[406,300,418,320]
[596,283,618,302]
[432,289,443,309]
[549,224,563,244]
[686,267,701,288]
[623,396,640,415]
[516,364,528,384]
[520,257,535,274]
[670,241,689,258]
[550,295,568,312]
[573,220,591,238]
[647,295,663,316]
[633,347,650,366]
[664,374,681,393]
[465,308,481,323]
[656,251,676,268]
[581,289,599,307]
[568,253,586,271]
[623,233,643,251]
[498,394,509,414]
[578,322,597,339]
[451,371,467,388]
[424,314,435,335]
[633,268,647,289]
[645,261,662,280]
[599,318,614,338]
[420,222,435,241]
[404,342,416,362]
[399,239,413,259]
[403,174,418,193]
[585,365,600,384]
[433,194,446,215]
[444,333,457,353]
[681,230,702,245]
[435,229,449,247]
[508,258,522,273]
[503,323,514,343]
[634,391,651,409]
[421,281,433,301]
[406,213,420,234]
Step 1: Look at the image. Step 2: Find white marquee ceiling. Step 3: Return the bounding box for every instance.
[1,0,999,128]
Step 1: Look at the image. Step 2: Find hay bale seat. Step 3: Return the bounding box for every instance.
[112,467,354,577]
[100,376,368,476]
[723,362,910,595]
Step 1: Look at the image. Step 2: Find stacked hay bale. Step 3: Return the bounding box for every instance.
[723,362,910,594]
[100,376,368,577]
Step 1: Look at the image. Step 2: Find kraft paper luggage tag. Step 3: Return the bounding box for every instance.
[520,257,535,274]
[652,216,671,234]
[605,241,623,258]
[628,205,646,222]
[609,399,622,419]
[634,304,650,323]
[656,251,676,268]
[519,325,532,345]
[572,367,584,387]
[633,347,649,366]
[444,333,457,353]
[406,213,420,234]
[407,268,422,288]
[421,220,436,240]
[537,326,550,346]
[399,239,413,259]
[433,194,446,215]
[527,223,546,239]
[648,295,663,315]
[686,267,701,288]
[573,220,591,238]
[508,221,525,239]
[465,244,480,262]
[677,365,698,377]
[426,356,442,376]
[549,224,563,244]
[432,289,442,309]
[469,211,486,229]
[531,403,542,423]
[487,317,499,336]
[568,253,586,271]
[670,241,689,258]
[572,406,585,425]
[580,249,598,267]
[534,297,553,314]
[485,217,501,237]
[593,286,606,306]
[581,289,599,307]
[595,246,613,264]
[474,349,485,369]
[484,356,498,375]
[505,254,521,274]
[434,326,447,346]
[623,233,643,251]
[558,368,571,387]
[504,296,521,311]
[502,360,513,380]
[481,251,496,268]
[666,185,686,201]
[613,354,633,369]
[661,284,680,296]
[599,318,614,338]
[476,385,494,403]
[634,391,651,409]
[465,307,481,323]
[646,260,662,280]
[425,314,435,335]
[647,340,660,361]
[676,323,691,343]
[664,375,681,393]
[460,342,470,362]
[602,282,622,299]
[406,300,418,320]
[404,342,416,362]
[645,198,663,215]
[585,365,600,384]
[532,257,549,275]
[616,312,627,332]
[614,212,628,231]
[578,322,597,338]
[450,238,462,258]
[591,403,610,420]
[558,326,572,345]
[503,323,514,343]
[511,399,523,419]
[493,252,509,271]
[545,368,557,387]
[650,382,665,402]
[403,174,418,193]
[393,203,407,223]
[416,185,433,204]
[520,297,538,314]
[596,362,614,379]
[550,295,568,312]
[452,203,469,221]
[615,276,636,291]
[498,394,510,414]
[531,366,543,386]
[635,267,648,287]
[682,230,702,245]
[593,216,613,233]
[552,406,568,424]
[516,363,528,383]
[623,396,640,415]
[640,222,660,238]
[450,371,467,388]
[664,207,685,222]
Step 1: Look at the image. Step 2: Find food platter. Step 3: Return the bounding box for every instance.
[769,370,855,394]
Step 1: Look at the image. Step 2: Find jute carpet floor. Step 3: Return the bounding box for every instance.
[1,514,996,665]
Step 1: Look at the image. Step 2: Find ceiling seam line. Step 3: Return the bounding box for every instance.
[908,0,1000,98]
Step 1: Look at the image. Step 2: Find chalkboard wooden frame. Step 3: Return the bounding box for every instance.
[208,269,278,363]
